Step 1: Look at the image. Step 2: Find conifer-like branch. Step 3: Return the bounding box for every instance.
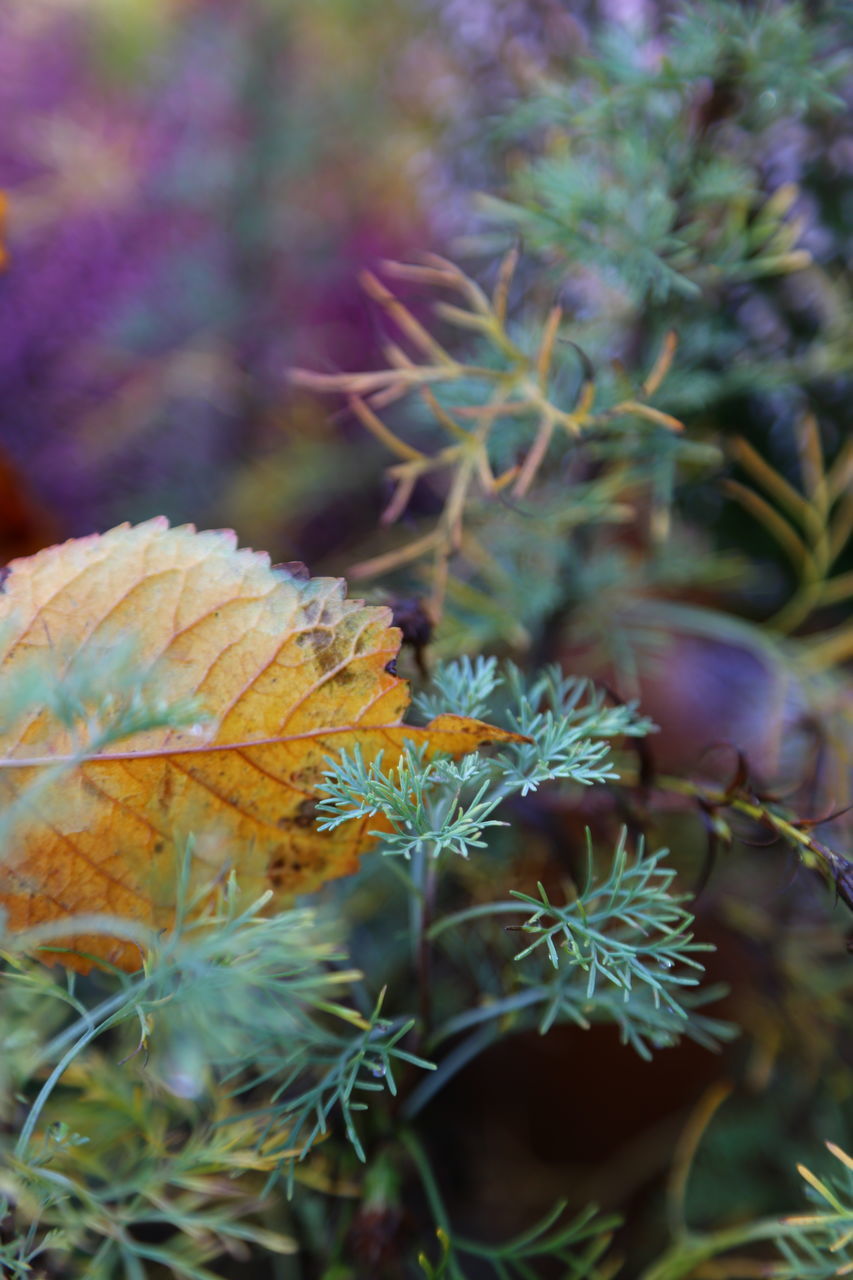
[292,253,682,616]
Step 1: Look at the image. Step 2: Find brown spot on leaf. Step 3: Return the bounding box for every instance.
[295,799,318,827]
[267,854,286,888]
[160,771,174,806]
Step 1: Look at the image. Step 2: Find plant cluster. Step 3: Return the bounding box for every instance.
[2,628,852,1276]
[2,0,853,1276]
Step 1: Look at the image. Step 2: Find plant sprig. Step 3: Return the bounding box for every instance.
[292,252,682,615]
[405,1130,620,1280]
[727,417,853,650]
[317,661,656,862]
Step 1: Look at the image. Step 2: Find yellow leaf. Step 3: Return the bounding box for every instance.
[0,519,518,971]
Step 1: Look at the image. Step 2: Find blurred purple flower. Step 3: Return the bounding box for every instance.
[0,2,434,538]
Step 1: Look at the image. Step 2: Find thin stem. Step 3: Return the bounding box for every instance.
[403,1024,501,1119]
[17,1015,113,1157]
[639,1216,819,1280]
[401,1129,452,1234]
[619,766,841,886]
[414,851,439,1040]
[429,899,528,940]
[730,436,821,538]
[800,620,853,670]
[36,983,139,1064]
[666,1082,733,1239]
[513,411,556,497]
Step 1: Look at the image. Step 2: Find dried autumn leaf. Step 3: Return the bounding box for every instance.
[0,519,518,971]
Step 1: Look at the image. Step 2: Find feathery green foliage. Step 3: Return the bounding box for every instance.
[0,642,712,1276]
[3,0,853,1272]
[482,0,844,302]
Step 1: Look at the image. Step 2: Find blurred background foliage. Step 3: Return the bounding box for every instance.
[1,0,853,1276]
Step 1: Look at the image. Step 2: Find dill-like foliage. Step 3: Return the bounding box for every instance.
[3,2,852,1266]
[480,1,844,303]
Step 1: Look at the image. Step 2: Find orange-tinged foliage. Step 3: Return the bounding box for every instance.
[0,519,518,971]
